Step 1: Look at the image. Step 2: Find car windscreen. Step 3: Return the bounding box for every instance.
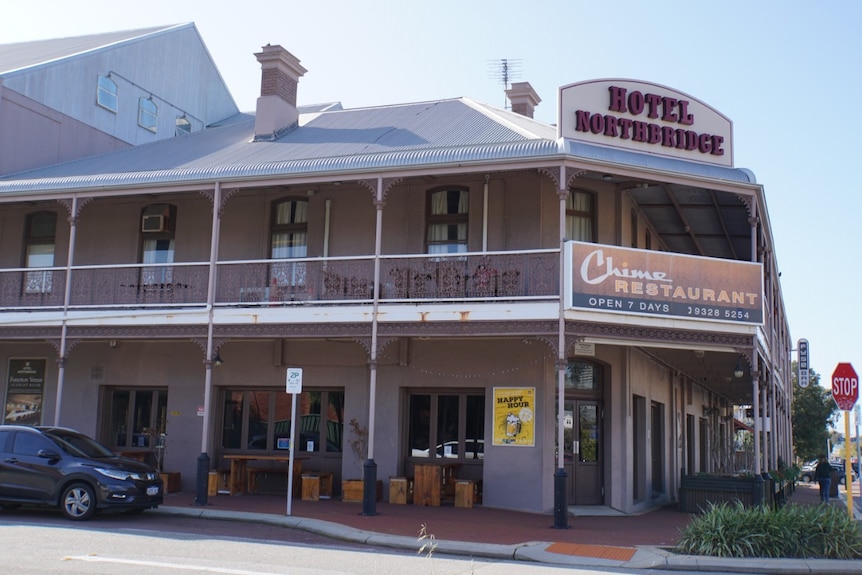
[43,429,115,459]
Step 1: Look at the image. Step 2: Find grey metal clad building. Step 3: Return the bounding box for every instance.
[0,23,238,175]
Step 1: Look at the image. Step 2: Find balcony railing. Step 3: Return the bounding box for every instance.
[0,250,560,311]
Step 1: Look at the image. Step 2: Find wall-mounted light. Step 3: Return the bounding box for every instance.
[108,340,118,348]
[214,349,224,367]
[733,356,745,379]
[602,174,613,181]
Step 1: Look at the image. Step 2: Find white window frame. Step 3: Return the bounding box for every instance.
[138,97,157,133]
[97,74,118,113]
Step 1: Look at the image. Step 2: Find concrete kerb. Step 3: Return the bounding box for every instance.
[153,505,862,572]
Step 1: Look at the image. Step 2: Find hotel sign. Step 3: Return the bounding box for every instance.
[558,79,733,167]
[566,242,763,325]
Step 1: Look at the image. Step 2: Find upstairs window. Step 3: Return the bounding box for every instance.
[270,198,308,287]
[97,74,118,112]
[566,189,596,242]
[140,204,176,286]
[138,97,157,132]
[426,188,469,254]
[271,198,308,259]
[24,211,57,293]
[175,116,191,136]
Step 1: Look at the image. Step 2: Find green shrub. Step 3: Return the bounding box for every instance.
[676,501,862,559]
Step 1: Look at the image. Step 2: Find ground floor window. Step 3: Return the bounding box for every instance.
[220,388,344,454]
[101,387,167,451]
[407,390,484,461]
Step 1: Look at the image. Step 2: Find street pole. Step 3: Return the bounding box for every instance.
[846,414,855,519]
[855,406,861,511]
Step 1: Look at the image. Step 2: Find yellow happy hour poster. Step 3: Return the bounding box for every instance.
[493,387,535,446]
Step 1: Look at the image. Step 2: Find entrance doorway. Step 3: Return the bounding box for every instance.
[563,399,603,504]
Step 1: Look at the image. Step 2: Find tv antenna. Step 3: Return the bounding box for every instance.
[487,58,522,108]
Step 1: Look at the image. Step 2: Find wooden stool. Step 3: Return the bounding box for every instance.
[455,480,475,508]
[301,474,320,501]
[301,472,334,501]
[389,477,408,504]
[207,471,219,496]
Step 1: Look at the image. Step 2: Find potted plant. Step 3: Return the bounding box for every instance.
[341,418,380,502]
[148,429,180,493]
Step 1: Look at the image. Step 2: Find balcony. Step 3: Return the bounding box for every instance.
[0,250,559,312]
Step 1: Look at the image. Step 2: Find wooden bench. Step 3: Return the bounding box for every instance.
[301,472,334,501]
[247,466,304,497]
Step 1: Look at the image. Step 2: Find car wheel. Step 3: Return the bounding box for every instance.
[839,476,846,486]
[61,483,96,521]
[801,475,811,483]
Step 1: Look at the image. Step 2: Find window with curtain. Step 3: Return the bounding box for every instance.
[426,188,468,254]
[271,198,308,286]
[140,204,176,286]
[566,189,596,242]
[24,211,56,293]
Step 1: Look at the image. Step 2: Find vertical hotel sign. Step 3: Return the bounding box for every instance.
[4,359,46,425]
[558,79,733,167]
[493,387,535,447]
[566,242,763,325]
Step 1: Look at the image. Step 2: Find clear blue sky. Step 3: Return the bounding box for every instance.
[4,1,861,421]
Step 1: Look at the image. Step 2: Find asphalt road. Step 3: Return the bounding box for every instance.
[0,506,710,575]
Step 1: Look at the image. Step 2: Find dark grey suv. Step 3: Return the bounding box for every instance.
[0,425,163,520]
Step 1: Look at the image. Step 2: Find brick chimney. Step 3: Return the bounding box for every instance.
[253,44,307,141]
[505,82,541,119]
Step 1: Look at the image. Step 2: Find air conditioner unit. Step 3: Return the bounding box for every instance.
[141,214,166,232]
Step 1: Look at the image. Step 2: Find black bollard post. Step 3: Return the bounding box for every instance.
[553,467,569,529]
[361,458,378,516]
[752,473,765,506]
[193,452,210,506]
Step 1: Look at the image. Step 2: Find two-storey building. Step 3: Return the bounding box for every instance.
[0,32,791,516]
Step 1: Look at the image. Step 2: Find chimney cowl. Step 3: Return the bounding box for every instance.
[505,82,541,119]
[253,44,307,141]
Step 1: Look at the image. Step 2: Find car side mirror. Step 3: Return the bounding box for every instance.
[37,449,61,460]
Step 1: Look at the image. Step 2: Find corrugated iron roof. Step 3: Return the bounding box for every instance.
[0,24,187,75]
[0,97,754,194]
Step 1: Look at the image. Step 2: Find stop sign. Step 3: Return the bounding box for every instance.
[831,363,859,411]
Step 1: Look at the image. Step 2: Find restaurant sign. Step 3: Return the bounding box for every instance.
[558,79,733,167]
[566,242,763,325]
